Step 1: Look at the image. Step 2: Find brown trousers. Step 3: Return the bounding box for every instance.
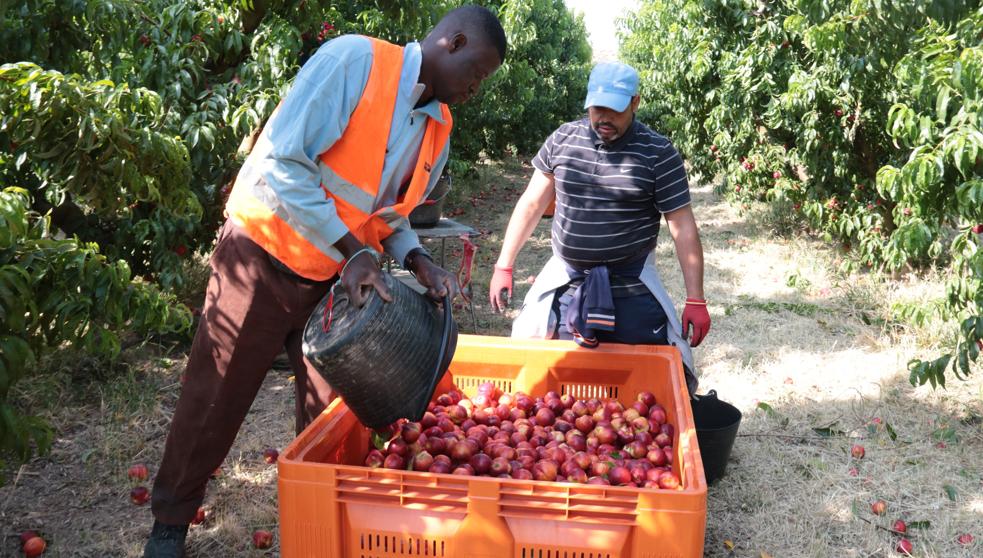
[151,221,335,525]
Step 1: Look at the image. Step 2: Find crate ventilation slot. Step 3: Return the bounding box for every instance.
[561,383,619,400]
[458,376,513,394]
[519,549,611,558]
[359,532,445,557]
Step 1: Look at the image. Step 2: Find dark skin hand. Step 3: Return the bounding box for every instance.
[407,251,460,301]
[335,232,391,308]
[336,234,460,306]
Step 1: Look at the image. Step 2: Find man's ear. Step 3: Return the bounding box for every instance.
[449,32,467,53]
[630,95,641,114]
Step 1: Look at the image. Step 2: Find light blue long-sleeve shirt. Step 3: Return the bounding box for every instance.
[234,35,450,268]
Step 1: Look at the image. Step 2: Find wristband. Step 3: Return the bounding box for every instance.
[685,297,707,305]
[340,247,377,278]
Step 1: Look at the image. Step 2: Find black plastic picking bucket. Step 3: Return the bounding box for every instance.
[409,174,452,228]
[691,390,741,484]
[302,272,457,430]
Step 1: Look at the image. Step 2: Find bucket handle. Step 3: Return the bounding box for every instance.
[691,389,718,403]
[421,175,453,206]
[417,292,453,418]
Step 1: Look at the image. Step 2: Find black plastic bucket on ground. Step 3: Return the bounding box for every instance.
[691,389,741,484]
[409,173,452,228]
[302,273,457,430]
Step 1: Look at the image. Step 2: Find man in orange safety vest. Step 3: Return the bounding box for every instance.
[144,6,506,557]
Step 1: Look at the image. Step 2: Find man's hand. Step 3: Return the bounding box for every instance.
[681,297,711,347]
[340,250,392,307]
[410,254,460,301]
[488,265,513,313]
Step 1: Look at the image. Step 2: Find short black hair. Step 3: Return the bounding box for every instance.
[436,5,508,63]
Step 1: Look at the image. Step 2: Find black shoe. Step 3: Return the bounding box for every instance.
[143,521,188,558]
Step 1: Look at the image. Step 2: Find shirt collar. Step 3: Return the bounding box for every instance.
[589,117,638,150]
[402,42,445,124]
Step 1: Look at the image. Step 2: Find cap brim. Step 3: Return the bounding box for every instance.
[584,91,631,112]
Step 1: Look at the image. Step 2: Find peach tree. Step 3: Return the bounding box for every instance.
[622,0,981,386]
[0,0,591,477]
[0,188,190,482]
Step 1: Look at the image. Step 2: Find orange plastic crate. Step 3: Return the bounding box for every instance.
[278,335,707,558]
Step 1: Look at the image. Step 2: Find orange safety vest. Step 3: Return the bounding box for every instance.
[226,37,453,281]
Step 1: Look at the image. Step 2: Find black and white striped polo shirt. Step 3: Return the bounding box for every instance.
[532,117,691,270]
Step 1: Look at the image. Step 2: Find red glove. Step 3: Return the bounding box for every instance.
[489,264,513,313]
[681,297,711,347]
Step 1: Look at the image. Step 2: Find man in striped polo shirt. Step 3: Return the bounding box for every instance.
[489,62,709,389]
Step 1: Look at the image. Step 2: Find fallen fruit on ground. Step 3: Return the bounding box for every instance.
[892,519,906,534]
[870,499,887,515]
[850,444,865,459]
[252,529,273,549]
[19,531,38,545]
[128,463,149,482]
[130,486,150,505]
[191,507,206,526]
[22,536,46,557]
[895,538,912,555]
[957,533,974,545]
[263,448,279,464]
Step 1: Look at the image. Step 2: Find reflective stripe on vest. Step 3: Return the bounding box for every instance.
[225,37,453,280]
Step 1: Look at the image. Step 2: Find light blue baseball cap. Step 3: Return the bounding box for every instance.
[584,62,639,112]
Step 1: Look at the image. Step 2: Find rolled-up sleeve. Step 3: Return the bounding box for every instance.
[255,36,372,254]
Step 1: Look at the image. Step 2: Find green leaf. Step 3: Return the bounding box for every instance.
[884,422,898,441]
[757,401,776,416]
[908,520,931,530]
[936,86,951,122]
[943,484,957,501]
[370,430,389,452]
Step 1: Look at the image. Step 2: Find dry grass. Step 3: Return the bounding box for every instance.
[1,157,980,557]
